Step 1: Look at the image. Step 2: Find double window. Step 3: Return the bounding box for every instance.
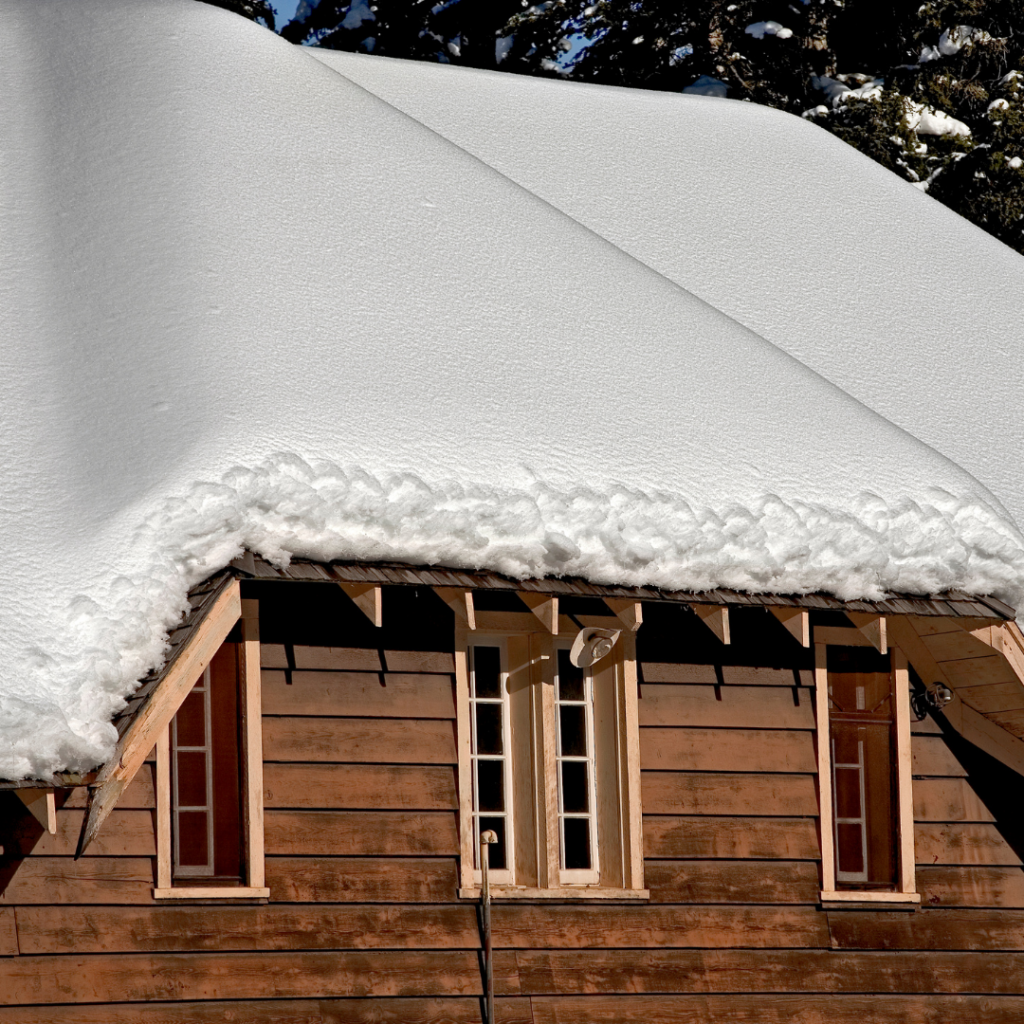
[456,608,645,897]
[815,634,917,903]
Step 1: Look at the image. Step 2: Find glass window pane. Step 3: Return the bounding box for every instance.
[560,761,589,814]
[175,691,206,747]
[479,817,507,870]
[472,647,502,699]
[559,705,587,757]
[836,822,865,875]
[557,649,585,702]
[835,766,862,819]
[476,759,505,813]
[475,703,504,755]
[563,817,592,871]
[177,810,209,867]
[176,751,208,807]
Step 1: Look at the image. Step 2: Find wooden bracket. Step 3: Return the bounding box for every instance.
[338,582,383,628]
[518,592,559,634]
[847,613,887,654]
[693,605,730,645]
[604,598,643,633]
[769,607,809,647]
[16,789,56,834]
[434,587,476,630]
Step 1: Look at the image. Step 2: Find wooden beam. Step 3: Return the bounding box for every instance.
[518,592,559,634]
[812,625,875,648]
[892,648,916,894]
[16,789,56,834]
[847,612,887,654]
[155,727,171,890]
[769,607,809,647]
[693,605,730,645]
[604,598,643,633]
[240,598,265,890]
[814,643,835,894]
[78,578,242,857]
[433,587,475,630]
[338,582,382,628]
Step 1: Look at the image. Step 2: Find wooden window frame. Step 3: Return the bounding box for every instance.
[456,610,646,900]
[814,635,919,905]
[154,598,267,900]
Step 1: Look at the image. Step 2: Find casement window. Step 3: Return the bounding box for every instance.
[814,634,918,904]
[454,606,646,898]
[155,600,267,899]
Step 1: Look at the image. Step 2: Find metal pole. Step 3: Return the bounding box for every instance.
[480,829,497,1024]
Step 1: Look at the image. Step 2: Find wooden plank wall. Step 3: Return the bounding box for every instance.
[2,593,1024,1022]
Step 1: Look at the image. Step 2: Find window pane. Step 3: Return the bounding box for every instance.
[176,751,208,807]
[475,703,504,755]
[479,817,507,870]
[559,705,587,757]
[476,759,505,813]
[472,647,502,699]
[557,649,585,702]
[835,766,863,819]
[175,691,206,747]
[560,761,589,814]
[837,822,865,876]
[563,817,592,870]
[177,810,209,867]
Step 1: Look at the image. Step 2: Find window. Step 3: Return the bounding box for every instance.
[155,599,267,899]
[814,632,917,903]
[454,604,645,898]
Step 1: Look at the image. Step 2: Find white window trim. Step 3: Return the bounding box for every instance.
[814,637,918,904]
[455,608,645,898]
[155,598,267,900]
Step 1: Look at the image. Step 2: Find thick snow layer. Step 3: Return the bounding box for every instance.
[316,50,1024,534]
[2,1,1023,777]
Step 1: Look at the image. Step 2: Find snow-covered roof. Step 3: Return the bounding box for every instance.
[2,0,1023,778]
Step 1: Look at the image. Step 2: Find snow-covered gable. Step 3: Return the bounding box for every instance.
[1,0,1022,778]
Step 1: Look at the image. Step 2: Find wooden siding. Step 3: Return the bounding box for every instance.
[3,595,1024,1023]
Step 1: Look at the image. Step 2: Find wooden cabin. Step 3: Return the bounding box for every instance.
[4,555,1024,1022]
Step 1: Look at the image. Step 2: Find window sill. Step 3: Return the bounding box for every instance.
[821,890,920,910]
[459,886,649,901]
[154,886,270,901]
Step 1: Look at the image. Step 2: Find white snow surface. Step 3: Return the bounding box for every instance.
[2,0,1024,778]
[313,49,1024,533]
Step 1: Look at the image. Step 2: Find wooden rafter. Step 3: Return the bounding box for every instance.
[338,581,383,627]
[518,591,559,634]
[15,789,56,834]
[847,612,887,654]
[77,578,242,857]
[769,607,809,647]
[604,598,643,633]
[434,587,476,630]
[693,605,730,644]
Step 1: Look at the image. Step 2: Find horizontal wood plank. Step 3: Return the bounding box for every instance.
[514,948,1024,994]
[529,994,1024,1023]
[922,631,996,663]
[265,811,459,856]
[915,824,1022,866]
[62,766,154,809]
[262,672,455,719]
[4,808,154,858]
[292,647,382,671]
[912,736,967,777]
[637,685,814,730]
[956,681,1024,714]
[642,665,812,687]
[489,905,829,949]
[913,778,995,822]
[640,729,816,773]
[641,772,817,817]
[263,717,457,764]
[0,1001,323,1024]
[828,908,1024,950]
[266,857,457,903]
[917,866,1024,908]
[263,764,457,810]
[0,908,15,956]
[644,817,819,860]
[383,651,455,674]
[16,905,478,954]
[319,998,533,1024]
[0,950,503,1005]
[0,857,154,905]
[645,861,820,904]
[943,656,1016,688]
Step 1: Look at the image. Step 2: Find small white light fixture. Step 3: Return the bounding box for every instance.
[570,626,622,668]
